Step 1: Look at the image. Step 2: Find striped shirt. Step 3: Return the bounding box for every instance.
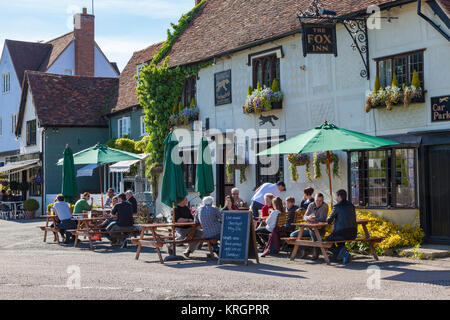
[194,205,222,238]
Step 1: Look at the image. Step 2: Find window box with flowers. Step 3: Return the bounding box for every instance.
[243,80,283,114]
[169,98,199,127]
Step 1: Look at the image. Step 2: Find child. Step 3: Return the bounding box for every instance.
[261,193,275,219]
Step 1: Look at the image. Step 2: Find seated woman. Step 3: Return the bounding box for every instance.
[222,195,238,211]
[73,192,93,214]
[255,197,284,248]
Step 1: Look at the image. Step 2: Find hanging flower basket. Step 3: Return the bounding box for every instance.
[169,107,199,127]
[287,154,311,182]
[313,151,339,179]
[225,156,249,183]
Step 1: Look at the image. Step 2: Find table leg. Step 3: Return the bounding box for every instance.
[290,227,305,261]
[362,223,378,260]
[74,220,81,247]
[313,228,330,265]
[135,227,146,260]
[43,217,49,242]
[156,246,164,263]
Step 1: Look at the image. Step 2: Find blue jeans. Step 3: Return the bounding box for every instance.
[58,219,78,239]
[250,201,264,220]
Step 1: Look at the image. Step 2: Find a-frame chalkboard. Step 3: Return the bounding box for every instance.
[218,211,259,265]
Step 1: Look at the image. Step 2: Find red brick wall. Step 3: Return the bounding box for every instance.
[74,8,95,76]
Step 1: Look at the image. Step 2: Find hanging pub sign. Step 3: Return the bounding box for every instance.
[214,69,232,106]
[301,23,337,57]
[431,95,450,122]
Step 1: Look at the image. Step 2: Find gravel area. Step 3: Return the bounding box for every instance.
[1,219,449,300]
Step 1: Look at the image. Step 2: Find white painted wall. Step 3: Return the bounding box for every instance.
[46,42,76,75]
[154,2,450,214]
[19,88,43,155]
[0,45,21,156]
[94,45,119,77]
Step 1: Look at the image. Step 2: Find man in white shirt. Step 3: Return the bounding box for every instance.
[250,181,285,220]
[53,194,77,244]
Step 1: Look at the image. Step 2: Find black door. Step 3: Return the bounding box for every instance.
[216,143,235,208]
[426,144,450,243]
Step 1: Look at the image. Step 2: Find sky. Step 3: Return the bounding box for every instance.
[0,0,196,71]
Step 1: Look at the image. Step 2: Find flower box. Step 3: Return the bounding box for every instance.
[365,86,424,112]
[169,107,199,127]
[243,86,283,114]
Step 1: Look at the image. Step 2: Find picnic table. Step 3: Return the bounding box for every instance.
[71,216,107,250]
[39,215,62,242]
[132,222,217,263]
[283,219,383,265]
[91,208,112,215]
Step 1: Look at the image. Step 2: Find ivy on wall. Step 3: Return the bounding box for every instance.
[136,0,210,184]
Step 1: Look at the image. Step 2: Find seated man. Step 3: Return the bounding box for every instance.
[194,196,222,254]
[73,192,93,214]
[125,190,138,215]
[98,196,119,230]
[106,193,135,247]
[255,197,284,248]
[290,193,328,259]
[53,194,77,244]
[325,189,357,264]
[285,196,299,235]
[231,187,247,208]
[105,188,115,208]
[174,197,204,258]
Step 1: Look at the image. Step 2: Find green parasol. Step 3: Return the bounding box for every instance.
[257,121,400,205]
[195,137,214,198]
[61,145,78,204]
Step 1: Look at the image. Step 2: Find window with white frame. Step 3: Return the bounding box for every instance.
[11,114,17,134]
[118,116,131,138]
[140,115,146,136]
[2,73,10,93]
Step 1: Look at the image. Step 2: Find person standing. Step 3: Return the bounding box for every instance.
[174,197,203,258]
[325,189,357,264]
[125,190,138,214]
[250,181,286,220]
[73,192,93,214]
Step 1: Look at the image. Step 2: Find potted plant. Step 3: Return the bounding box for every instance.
[243,80,283,114]
[23,198,40,219]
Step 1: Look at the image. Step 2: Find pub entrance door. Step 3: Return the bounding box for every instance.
[216,140,235,208]
[424,144,450,243]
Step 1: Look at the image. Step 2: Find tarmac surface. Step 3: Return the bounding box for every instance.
[1,218,449,300]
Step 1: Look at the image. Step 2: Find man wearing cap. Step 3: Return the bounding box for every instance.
[250,181,286,220]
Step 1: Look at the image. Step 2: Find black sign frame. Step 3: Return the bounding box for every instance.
[301,23,337,57]
[214,69,232,106]
[431,95,450,122]
[218,211,259,265]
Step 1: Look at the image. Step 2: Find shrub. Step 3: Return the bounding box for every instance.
[24,199,40,212]
[346,211,424,256]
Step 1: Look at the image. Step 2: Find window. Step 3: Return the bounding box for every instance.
[29,167,42,197]
[11,114,17,134]
[26,120,36,146]
[180,149,196,190]
[2,73,10,93]
[252,54,280,89]
[256,136,285,186]
[182,76,196,108]
[376,50,424,88]
[118,117,130,138]
[140,115,146,136]
[349,148,416,208]
[64,69,73,75]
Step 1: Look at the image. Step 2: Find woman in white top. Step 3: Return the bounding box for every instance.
[255,197,285,248]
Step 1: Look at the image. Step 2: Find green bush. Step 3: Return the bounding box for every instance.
[24,199,39,212]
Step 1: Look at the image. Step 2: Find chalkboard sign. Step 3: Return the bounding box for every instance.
[218,211,259,265]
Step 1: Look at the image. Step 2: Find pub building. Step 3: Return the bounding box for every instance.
[134,0,450,244]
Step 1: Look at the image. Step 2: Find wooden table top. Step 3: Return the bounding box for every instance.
[138,222,199,228]
[293,222,328,228]
[72,217,107,222]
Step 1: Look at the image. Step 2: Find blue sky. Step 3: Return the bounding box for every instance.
[0,0,196,71]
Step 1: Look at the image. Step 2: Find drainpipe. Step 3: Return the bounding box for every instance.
[417,0,450,41]
[41,128,46,216]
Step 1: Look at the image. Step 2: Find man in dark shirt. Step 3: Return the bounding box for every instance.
[285,196,299,235]
[325,189,357,264]
[174,197,203,258]
[125,190,138,214]
[107,193,135,246]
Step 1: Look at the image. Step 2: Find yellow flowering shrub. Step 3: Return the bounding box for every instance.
[346,211,424,255]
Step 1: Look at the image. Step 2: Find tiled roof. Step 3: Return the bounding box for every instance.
[437,0,450,14]
[113,42,163,113]
[16,71,118,134]
[164,0,409,67]
[4,40,52,85]
[40,32,75,71]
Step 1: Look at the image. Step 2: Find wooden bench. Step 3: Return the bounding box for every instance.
[67,228,140,250]
[39,215,63,243]
[281,219,384,264]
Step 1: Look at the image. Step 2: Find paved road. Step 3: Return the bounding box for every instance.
[1,219,449,300]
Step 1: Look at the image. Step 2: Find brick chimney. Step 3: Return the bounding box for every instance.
[74,8,95,76]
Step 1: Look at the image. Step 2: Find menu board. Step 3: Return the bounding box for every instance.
[218,211,259,265]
